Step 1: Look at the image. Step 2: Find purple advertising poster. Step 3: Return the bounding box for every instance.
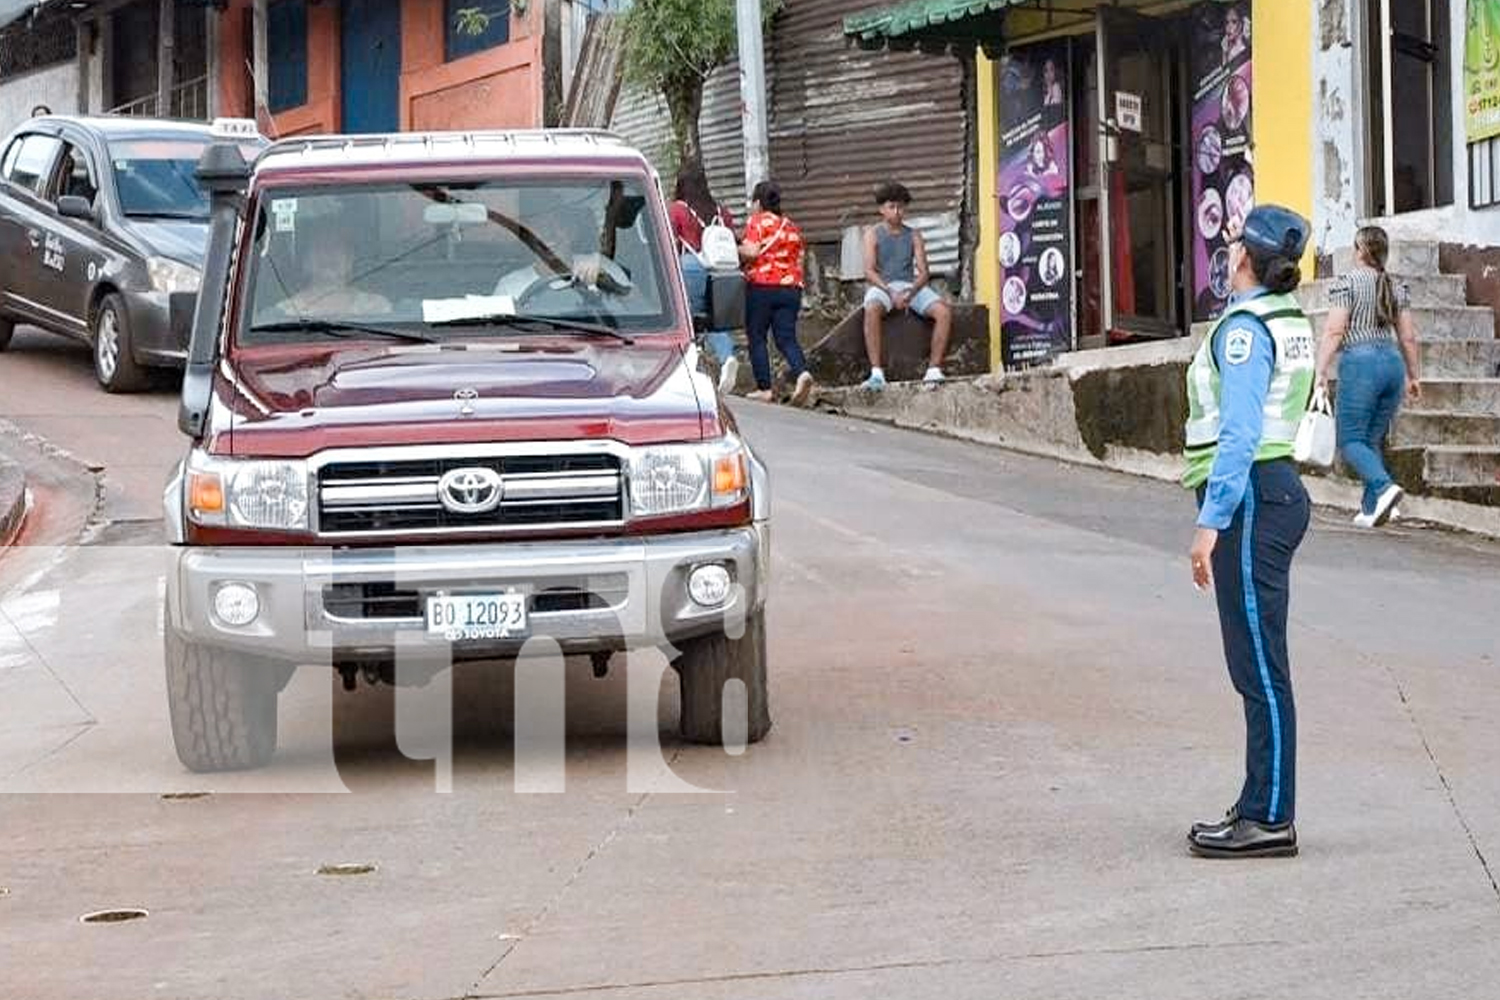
[998,43,1072,369]
[1190,1,1253,322]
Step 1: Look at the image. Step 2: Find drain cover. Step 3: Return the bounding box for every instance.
[317,863,377,877]
[160,792,211,801]
[80,908,149,924]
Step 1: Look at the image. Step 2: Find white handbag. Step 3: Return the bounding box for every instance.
[1294,386,1336,467]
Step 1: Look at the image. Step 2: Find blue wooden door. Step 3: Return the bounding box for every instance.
[340,0,401,133]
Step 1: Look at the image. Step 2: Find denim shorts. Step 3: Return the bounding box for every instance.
[864,281,942,317]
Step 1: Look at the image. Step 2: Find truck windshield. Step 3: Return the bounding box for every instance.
[109,137,261,219]
[240,179,678,343]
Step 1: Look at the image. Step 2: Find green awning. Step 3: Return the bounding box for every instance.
[843,0,1018,50]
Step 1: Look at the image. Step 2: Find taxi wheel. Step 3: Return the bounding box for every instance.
[165,630,279,772]
[92,294,148,393]
[0,315,13,352]
[675,611,772,747]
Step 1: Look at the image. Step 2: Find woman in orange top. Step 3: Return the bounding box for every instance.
[739,181,815,405]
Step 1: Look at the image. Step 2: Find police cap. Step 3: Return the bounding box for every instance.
[1241,205,1309,259]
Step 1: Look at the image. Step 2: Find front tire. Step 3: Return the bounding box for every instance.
[165,630,280,772]
[93,294,147,393]
[675,612,771,746]
[0,315,14,352]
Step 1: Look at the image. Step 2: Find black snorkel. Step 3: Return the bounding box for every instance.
[179,142,251,439]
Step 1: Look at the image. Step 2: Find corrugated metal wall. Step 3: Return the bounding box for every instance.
[611,61,749,220]
[769,0,968,276]
[610,0,970,277]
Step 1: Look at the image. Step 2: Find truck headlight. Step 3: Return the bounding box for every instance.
[148,256,202,294]
[628,436,748,519]
[186,451,309,531]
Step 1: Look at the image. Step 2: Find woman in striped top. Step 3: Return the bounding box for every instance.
[1314,226,1423,527]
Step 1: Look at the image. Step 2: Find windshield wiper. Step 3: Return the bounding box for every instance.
[124,210,209,221]
[427,313,636,344]
[249,319,439,344]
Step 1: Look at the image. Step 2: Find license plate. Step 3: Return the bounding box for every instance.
[425,591,528,641]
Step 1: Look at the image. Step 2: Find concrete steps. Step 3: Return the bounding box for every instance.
[1389,445,1500,489]
[1331,240,1440,276]
[1417,378,1500,413]
[1417,339,1500,378]
[1297,273,1468,311]
[1303,306,1495,343]
[1391,410,1500,448]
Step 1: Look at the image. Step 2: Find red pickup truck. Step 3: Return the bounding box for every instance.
[161,131,769,772]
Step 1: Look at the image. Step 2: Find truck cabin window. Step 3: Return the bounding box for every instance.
[241,180,675,342]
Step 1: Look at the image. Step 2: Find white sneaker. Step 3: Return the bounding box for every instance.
[1372,484,1404,526]
[717,356,740,395]
[860,370,888,392]
[923,367,946,387]
[789,371,815,407]
[1352,511,1377,529]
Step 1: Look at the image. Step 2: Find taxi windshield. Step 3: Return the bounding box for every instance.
[240,179,677,342]
[109,137,260,220]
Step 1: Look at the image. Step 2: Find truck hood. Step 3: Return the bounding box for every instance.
[218,340,717,456]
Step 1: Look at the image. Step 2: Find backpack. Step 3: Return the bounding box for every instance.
[699,217,741,272]
[680,201,741,272]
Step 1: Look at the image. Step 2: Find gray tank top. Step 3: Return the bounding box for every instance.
[875,225,916,283]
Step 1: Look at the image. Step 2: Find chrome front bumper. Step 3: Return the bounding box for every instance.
[165,525,768,663]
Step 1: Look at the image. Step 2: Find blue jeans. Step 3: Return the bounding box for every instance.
[1336,342,1407,513]
[679,251,736,364]
[746,285,807,390]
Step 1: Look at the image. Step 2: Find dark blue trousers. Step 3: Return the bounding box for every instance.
[745,285,807,390]
[1203,459,1310,825]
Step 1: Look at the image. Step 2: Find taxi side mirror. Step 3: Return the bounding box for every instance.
[57,195,96,223]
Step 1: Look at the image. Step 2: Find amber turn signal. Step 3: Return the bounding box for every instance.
[188,471,225,515]
[712,453,747,497]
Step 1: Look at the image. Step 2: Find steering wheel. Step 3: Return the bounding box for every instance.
[515,258,634,310]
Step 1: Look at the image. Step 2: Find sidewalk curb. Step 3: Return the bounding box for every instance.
[0,416,109,549]
[0,454,25,547]
[816,379,1500,541]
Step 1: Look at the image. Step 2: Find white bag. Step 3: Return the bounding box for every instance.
[1294,386,1336,467]
[699,218,741,272]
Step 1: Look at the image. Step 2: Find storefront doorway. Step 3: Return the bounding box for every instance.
[997,2,1253,367]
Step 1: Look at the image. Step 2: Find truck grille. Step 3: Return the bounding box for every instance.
[316,453,625,536]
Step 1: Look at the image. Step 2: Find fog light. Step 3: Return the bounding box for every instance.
[688,564,732,608]
[213,583,260,627]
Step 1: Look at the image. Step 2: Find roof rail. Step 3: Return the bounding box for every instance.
[260,128,628,158]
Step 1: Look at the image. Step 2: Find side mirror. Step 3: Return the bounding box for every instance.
[57,195,95,222]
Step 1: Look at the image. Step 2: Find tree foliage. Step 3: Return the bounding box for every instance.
[622,0,779,169]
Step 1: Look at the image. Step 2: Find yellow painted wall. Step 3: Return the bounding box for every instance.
[976,56,1002,372]
[1251,0,1315,272]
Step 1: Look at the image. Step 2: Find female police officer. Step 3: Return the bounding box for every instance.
[1183,205,1315,859]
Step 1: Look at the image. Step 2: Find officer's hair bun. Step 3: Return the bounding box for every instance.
[1250,252,1301,295]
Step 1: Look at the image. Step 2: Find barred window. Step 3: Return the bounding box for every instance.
[0,14,77,83]
[1471,138,1500,210]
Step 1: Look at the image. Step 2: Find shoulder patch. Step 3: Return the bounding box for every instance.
[1224,328,1255,366]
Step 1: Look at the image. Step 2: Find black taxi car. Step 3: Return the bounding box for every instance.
[0,116,263,392]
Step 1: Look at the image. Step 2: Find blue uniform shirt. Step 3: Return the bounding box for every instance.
[1198,285,1277,531]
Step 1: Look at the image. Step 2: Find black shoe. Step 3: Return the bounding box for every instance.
[1189,806,1239,838]
[1188,817,1298,858]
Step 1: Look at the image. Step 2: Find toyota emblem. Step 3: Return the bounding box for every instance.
[438,467,504,515]
[454,387,479,417]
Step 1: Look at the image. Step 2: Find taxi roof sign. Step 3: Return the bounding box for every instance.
[210,118,260,139]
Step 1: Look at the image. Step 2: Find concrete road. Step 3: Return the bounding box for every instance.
[2,328,1499,999]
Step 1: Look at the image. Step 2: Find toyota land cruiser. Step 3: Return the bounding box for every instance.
[162,131,768,772]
